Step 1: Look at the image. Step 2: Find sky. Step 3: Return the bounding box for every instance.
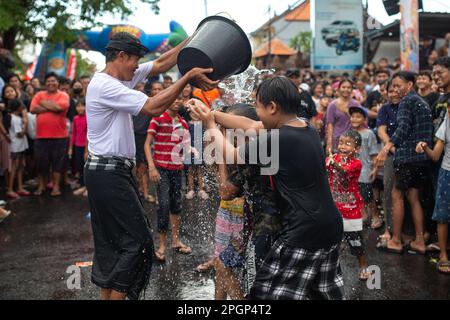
[68,0,450,70]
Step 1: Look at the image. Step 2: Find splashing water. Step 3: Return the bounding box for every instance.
[215,66,275,109]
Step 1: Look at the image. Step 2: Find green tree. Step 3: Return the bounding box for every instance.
[0,0,160,51]
[289,31,312,55]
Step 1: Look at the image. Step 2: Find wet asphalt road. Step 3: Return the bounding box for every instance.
[0,182,449,300]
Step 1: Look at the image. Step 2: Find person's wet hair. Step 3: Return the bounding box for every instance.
[225,103,259,121]
[392,71,416,84]
[256,76,302,114]
[342,130,362,148]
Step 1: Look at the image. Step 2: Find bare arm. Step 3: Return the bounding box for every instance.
[377,125,390,146]
[144,133,161,183]
[214,110,264,133]
[326,122,334,154]
[217,164,241,200]
[39,100,62,113]
[416,140,445,162]
[190,100,240,163]
[31,105,47,114]
[140,67,216,117]
[21,109,27,134]
[149,38,190,76]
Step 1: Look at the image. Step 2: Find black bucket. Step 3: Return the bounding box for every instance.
[177,16,252,87]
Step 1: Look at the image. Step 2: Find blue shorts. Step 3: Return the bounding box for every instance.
[432,168,450,223]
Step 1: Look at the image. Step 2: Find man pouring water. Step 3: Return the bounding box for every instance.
[85,31,217,300]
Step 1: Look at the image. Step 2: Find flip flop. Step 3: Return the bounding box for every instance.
[437,261,450,275]
[371,220,384,230]
[33,190,45,196]
[195,260,214,273]
[172,245,192,255]
[376,241,404,254]
[404,243,426,255]
[0,210,11,223]
[426,243,440,252]
[51,190,62,197]
[17,190,30,197]
[359,268,371,281]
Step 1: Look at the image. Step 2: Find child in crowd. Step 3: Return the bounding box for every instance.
[144,94,194,262]
[313,95,331,146]
[416,103,450,274]
[190,77,344,300]
[6,99,29,199]
[185,100,208,200]
[326,130,371,281]
[348,106,383,229]
[69,98,88,196]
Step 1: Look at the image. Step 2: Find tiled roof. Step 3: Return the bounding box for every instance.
[253,38,297,58]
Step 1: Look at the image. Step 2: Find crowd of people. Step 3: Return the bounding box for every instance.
[1,29,450,300]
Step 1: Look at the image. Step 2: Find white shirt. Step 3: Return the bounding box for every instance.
[9,113,29,153]
[86,61,153,159]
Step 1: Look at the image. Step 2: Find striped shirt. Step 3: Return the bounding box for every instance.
[148,112,190,170]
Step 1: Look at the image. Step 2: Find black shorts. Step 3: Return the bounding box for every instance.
[34,138,68,174]
[394,163,429,191]
[343,231,365,257]
[358,183,374,204]
[134,133,147,164]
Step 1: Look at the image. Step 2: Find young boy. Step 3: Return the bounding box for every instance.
[144,94,194,262]
[349,106,383,229]
[326,130,371,281]
[189,76,344,300]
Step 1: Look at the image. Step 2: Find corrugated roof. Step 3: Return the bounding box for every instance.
[253,38,297,58]
[285,0,310,21]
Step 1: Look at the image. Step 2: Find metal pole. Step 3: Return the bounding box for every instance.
[267,6,272,68]
[204,0,208,16]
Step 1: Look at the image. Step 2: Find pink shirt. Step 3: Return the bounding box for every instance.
[70,114,87,147]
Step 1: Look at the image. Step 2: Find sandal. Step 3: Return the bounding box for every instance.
[51,190,62,197]
[437,261,450,275]
[6,192,19,199]
[0,210,11,223]
[404,243,426,255]
[371,219,384,230]
[195,259,214,273]
[359,268,371,281]
[33,189,45,196]
[376,240,404,254]
[172,244,192,255]
[17,190,30,197]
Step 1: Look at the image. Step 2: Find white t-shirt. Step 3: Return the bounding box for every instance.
[86,61,153,159]
[436,113,450,171]
[9,114,29,153]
